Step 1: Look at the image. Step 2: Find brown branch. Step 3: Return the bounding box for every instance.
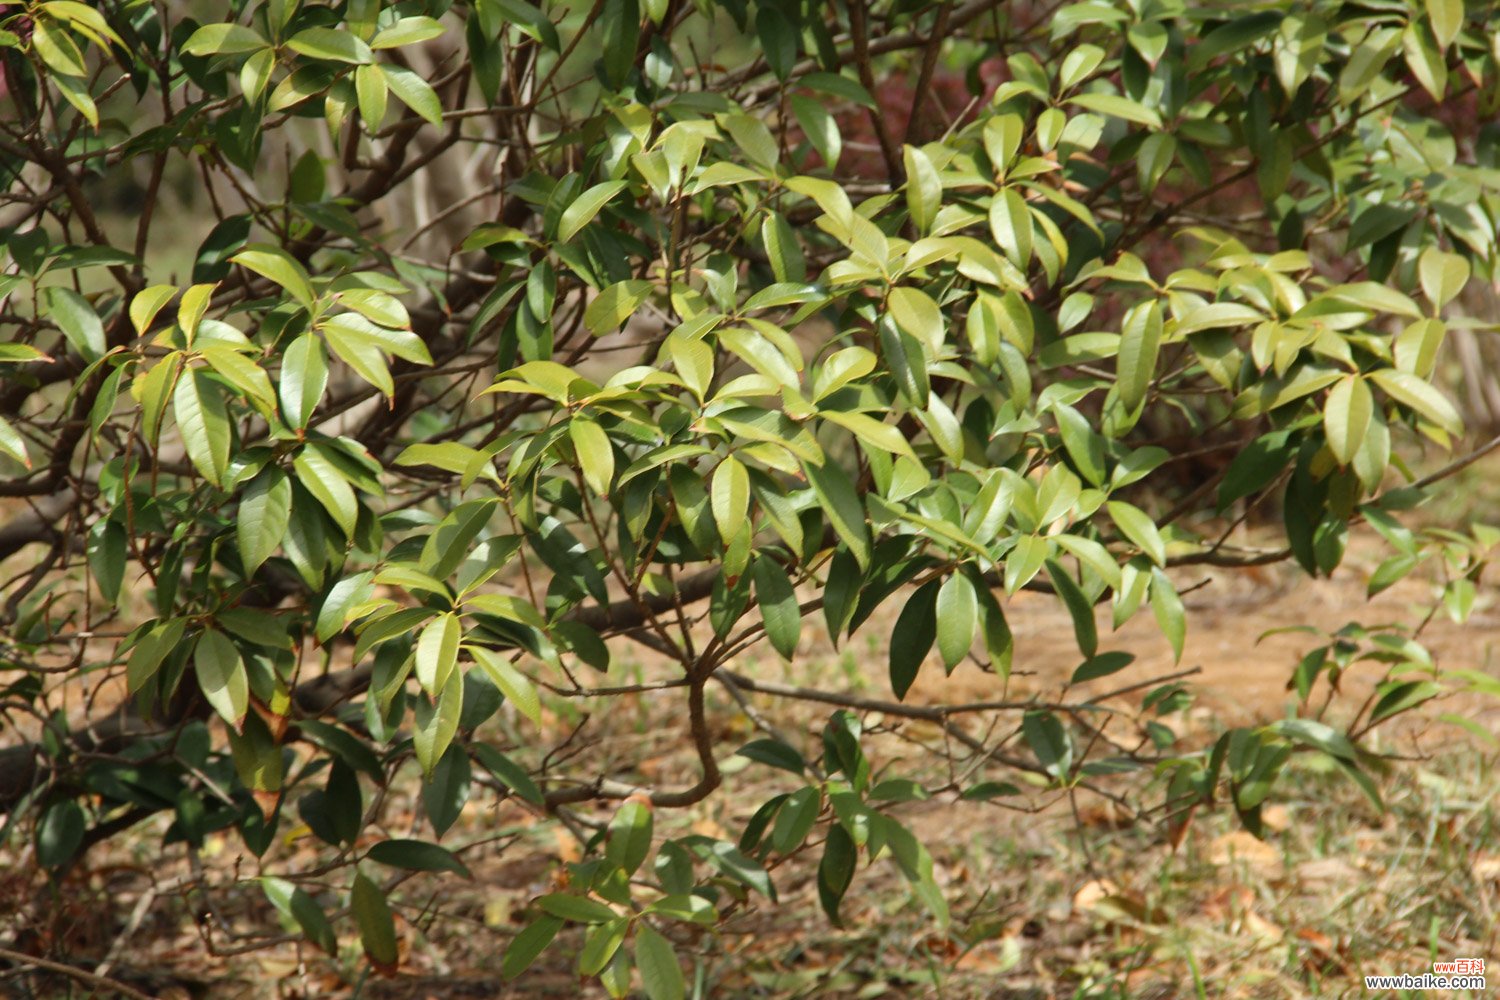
[0,945,160,1000]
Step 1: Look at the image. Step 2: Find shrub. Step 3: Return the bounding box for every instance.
[0,0,1497,991]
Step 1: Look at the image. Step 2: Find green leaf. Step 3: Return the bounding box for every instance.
[606,800,653,875]
[736,738,805,774]
[903,145,941,233]
[1370,679,1440,724]
[422,499,497,580]
[351,871,400,970]
[888,286,943,354]
[127,617,185,693]
[294,444,358,537]
[934,572,977,671]
[87,519,126,605]
[711,455,750,546]
[0,343,50,364]
[42,286,105,360]
[183,22,268,55]
[989,188,1032,269]
[568,417,615,496]
[889,579,939,700]
[1065,91,1162,128]
[471,744,544,806]
[752,557,801,660]
[416,613,461,695]
[1418,247,1469,310]
[1071,651,1135,683]
[423,743,471,836]
[1004,534,1048,594]
[771,785,820,853]
[36,800,85,868]
[129,284,175,337]
[790,96,840,170]
[380,63,443,125]
[1107,500,1166,566]
[817,824,857,925]
[261,877,338,954]
[1045,559,1098,658]
[355,62,388,129]
[316,571,374,642]
[559,180,627,242]
[802,458,871,569]
[1369,368,1462,434]
[173,367,231,486]
[1323,374,1372,466]
[194,628,248,729]
[579,918,630,976]
[1150,568,1186,662]
[368,838,472,878]
[539,893,617,923]
[1187,11,1283,70]
[32,19,85,75]
[0,416,27,468]
[1055,403,1107,486]
[1022,710,1071,779]
[279,333,328,429]
[1426,0,1463,49]
[821,410,916,459]
[470,646,541,725]
[1116,300,1163,410]
[201,346,275,412]
[232,245,316,308]
[501,916,564,979]
[372,15,447,49]
[1268,718,1356,760]
[584,279,652,334]
[413,667,464,777]
[635,924,686,1000]
[287,26,372,63]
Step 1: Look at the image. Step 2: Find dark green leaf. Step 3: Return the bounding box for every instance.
[368,839,472,878]
[889,579,939,700]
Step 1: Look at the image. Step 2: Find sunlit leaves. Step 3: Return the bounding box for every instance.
[173,367,232,486]
[194,629,248,729]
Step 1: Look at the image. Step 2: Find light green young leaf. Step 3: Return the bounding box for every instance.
[416,612,461,695]
[1369,368,1462,434]
[287,26,372,63]
[989,188,1033,269]
[470,646,541,725]
[902,145,941,234]
[181,22,269,55]
[711,454,750,545]
[558,180,627,242]
[1323,374,1372,466]
[569,417,615,495]
[584,280,653,335]
[1107,500,1166,566]
[1418,247,1469,310]
[232,245,315,308]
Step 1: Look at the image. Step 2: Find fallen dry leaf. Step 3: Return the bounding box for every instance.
[1294,857,1361,888]
[1210,830,1283,878]
[1260,804,1291,832]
